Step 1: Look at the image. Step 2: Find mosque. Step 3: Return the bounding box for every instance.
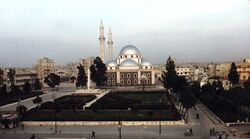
[98,21,156,86]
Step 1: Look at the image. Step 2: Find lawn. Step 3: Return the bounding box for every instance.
[40,95,96,110]
[0,91,43,106]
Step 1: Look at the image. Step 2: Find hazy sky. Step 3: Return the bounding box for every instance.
[0,0,250,67]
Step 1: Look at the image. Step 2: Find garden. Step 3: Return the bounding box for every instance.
[22,91,181,121]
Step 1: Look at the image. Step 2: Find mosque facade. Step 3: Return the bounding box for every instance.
[99,21,156,86]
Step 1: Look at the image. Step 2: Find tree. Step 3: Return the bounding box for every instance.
[243,78,250,92]
[228,62,239,87]
[0,84,7,96]
[16,105,28,118]
[0,68,4,86]
[90,57,107,86]
[34,78,42,90]
[23,81,32,93]
[32,96,43,107]
[189,81,201,97]
[76,64,87,88]
[7,68,15,87]
[44,73,60,90]
[161,56,179,92]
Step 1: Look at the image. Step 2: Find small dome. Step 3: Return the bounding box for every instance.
[106,60,117,67]
[120,59,138,67]
[141,59,152,66]
[119,45,140,56]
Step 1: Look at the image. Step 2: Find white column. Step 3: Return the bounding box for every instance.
[117,70,120,84]
[138,69,141,85]
[151,70,155,84]
[99,20,105,62]
[87,68,90,90]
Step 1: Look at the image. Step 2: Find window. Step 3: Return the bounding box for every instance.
[121,73,124,78]
[107,74,111,79]
[112,74,115,79]
[134,79,137,85]
[134,73,137,78]
[107,80,111,85]
[131,55,133,58]
[127,73,131,78]
[125,55,127,58]
[127,79,131,85]
[243,76,246,80]
[147,73,150,77]
[112,80,115,85]
[147,79,150,84]
[121,79,124,85]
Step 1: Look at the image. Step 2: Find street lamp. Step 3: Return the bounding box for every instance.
[118,122,122,139]
[52,93,57,133]
[118,111,122,139]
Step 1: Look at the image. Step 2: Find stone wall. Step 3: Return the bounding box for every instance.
[22,120,185,126]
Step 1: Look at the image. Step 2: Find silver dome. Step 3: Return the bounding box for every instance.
[141,59,152,66]
[106,60,117,67]
[120,59,138,67]
[119,45,140,55]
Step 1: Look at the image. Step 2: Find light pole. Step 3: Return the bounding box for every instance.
[52,93,57,133]
[118,111,122,139]
[118,123,121,139]
[17,98,21,122]
[159,120,161,135]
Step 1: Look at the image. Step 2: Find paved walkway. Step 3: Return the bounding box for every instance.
[0,86,76,111]
[83,90,110,109]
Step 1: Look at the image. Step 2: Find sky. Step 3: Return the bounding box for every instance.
[0,0,250,67]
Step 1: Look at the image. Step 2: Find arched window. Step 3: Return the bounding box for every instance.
[134,73,137,78]
[112,80,116,85]
[121,79,124,85]
[134,79,137,85]
[127,79,131,85]
[127,73,131,78]
[107,80,111,85]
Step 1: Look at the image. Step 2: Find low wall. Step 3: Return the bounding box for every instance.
[226,122,250,127]
[22,120,185,126]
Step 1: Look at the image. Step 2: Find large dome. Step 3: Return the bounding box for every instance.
[119,45,140,55]
[120,59,138,67]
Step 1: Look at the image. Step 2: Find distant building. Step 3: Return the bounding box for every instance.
[237,59,250,83]
[35,57,56,81]
[15,68,37,89]
[207,63,231,80]
[2,68,37,91]
[79,57,95,73]
[176,66,192,79]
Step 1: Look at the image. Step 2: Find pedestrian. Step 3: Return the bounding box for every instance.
[91,130,95,138]
[30,134,35,139]
[225,133,229,139]
[218,134,222,139]
[189,128,193,135]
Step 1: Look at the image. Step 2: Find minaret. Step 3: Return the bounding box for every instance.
[99,20,105,62]
[107,27,113,61]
